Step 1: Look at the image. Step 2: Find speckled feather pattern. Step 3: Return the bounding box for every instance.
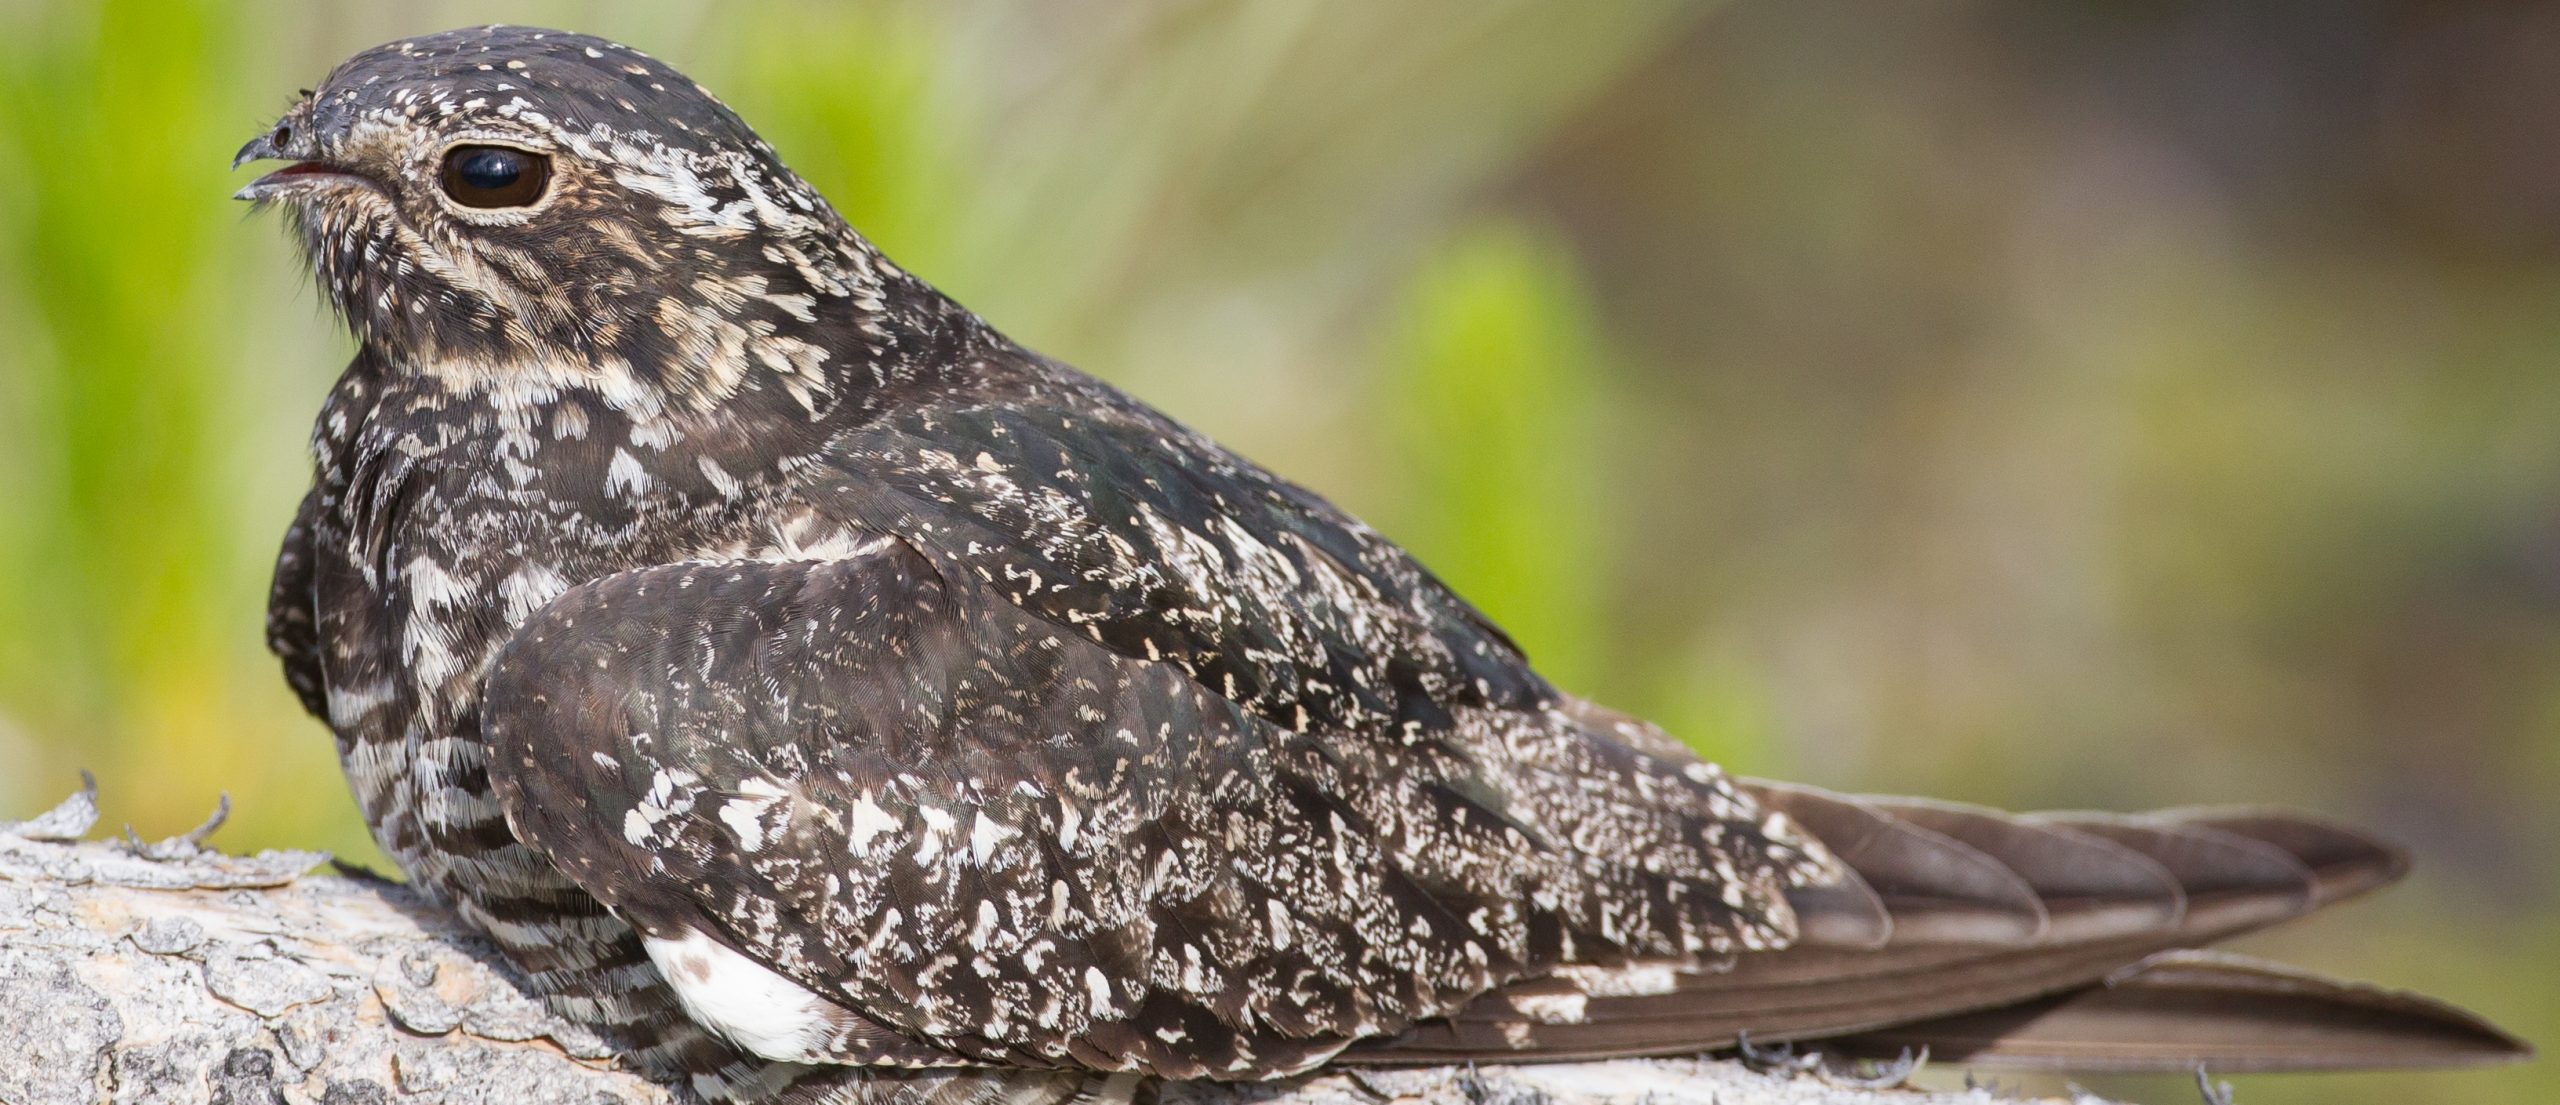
[255,25,1833,1105]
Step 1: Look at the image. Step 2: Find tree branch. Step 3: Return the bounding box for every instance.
[0,783,2096,1104]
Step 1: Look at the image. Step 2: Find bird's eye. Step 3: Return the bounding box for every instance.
[439,145,551,209]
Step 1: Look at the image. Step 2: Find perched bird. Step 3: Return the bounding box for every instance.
[238,25,2526,1105]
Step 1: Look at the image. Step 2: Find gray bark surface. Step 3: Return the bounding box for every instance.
[0,783,2099,1105]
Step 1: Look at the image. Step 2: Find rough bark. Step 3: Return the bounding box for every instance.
[0,782,2100,1105]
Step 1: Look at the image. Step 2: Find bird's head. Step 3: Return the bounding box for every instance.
[236,25,889,415]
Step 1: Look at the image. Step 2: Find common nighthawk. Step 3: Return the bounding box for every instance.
[238,25,2527,1105]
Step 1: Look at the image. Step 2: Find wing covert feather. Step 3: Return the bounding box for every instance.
[816,385,1549,741]
[481,538,1826,1078]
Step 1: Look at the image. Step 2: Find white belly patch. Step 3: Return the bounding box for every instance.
[642,927,838,1063]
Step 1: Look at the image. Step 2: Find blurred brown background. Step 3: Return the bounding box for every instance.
[0,3,2548,1101]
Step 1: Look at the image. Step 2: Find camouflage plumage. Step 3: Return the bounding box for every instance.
[240,24,2525,1105]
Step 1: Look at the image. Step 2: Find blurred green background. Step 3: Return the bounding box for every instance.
[0,2,2549,1101]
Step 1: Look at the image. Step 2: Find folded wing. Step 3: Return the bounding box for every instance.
[479,538,1828,1079]
[1352,784,2527,1071]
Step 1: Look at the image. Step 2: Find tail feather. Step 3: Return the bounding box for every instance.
[1756,783,2050,947]
[2028,812,2317,933]
[1344,786,2530,1072]
[2161,809,2411,905]
[1826,950,2529,1072]
[1855,796,2185,943]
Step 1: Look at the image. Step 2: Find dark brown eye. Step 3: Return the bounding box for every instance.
[439,145,550,208]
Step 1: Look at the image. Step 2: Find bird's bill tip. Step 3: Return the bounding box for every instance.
[233,162,366,203]
[232,129,286,171]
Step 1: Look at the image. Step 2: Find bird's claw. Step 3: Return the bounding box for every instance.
[1735,1034,1925,1089]
[1814,1046,1928,1090]
[1735,1031,1822,1076]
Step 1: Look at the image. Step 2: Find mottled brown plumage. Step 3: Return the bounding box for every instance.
[238,24,2526,1105]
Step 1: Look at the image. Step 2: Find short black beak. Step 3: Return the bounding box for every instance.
[232,129,290,171]
[232,119,366,202]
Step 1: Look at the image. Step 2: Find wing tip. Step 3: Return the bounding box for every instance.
[1827,950,2534,1074]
